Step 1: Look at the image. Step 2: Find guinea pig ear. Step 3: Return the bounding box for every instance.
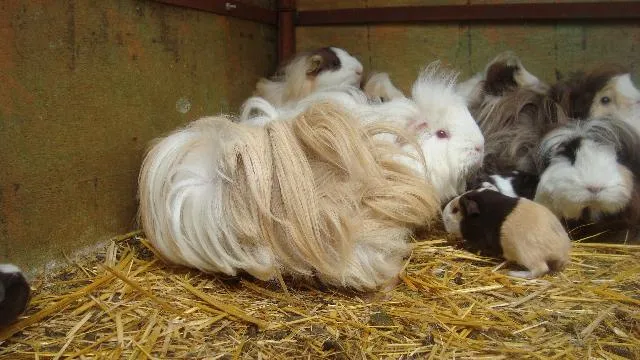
[306,54,324,76]
[460,197,480,217]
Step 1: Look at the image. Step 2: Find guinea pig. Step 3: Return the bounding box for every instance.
[362,72,406,102]
[467,170,540,200]
[456,51,549,106]
[534,118,640,224]
[461,52,564,174]
[254,47,364,107]
[241,61,485,202]
[392,61,485,201]
[0,264,31,326]
[443,189,571,279]
[549,65,640,132]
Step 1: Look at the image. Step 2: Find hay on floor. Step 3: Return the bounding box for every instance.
[1,230,639,359]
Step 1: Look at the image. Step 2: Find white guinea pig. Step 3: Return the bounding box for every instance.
[0,264,30,326]
[443,189,571,279]
[534,118,639,223]
[254,47,364,107]
[393,61,485,201]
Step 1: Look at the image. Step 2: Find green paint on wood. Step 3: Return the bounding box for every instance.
[368,24,469,93]
[0,0,276,272]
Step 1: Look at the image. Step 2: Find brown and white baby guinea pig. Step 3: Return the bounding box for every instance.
[442,189,571,279]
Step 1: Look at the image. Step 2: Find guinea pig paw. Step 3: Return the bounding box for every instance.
[507,270,536,279]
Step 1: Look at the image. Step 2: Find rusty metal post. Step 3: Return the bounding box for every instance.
[277,0,296,64]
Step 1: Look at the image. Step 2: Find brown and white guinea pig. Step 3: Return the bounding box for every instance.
[549,65,640,132]
[443,189,571,279]
[254,47,364,107]
[466,170,540,200]
[459,52,565,174]
[0,264,30,326]
[456,51,549,105]
[534,117,640,230]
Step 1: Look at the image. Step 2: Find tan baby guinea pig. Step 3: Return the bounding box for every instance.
[442,188,572,279]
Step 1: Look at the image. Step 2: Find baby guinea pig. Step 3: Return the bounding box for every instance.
[442,189,571,279]
[0,264,31,326]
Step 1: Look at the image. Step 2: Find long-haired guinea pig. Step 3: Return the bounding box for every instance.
[241,61,485,202]
[254,47,364,107]
[443,189,571,279]
[549,65,640,130]
[0,264,31,326]
[534,117,640,225]
[456,51,549,105]
[362,72,406,102]
[466,170,540,200]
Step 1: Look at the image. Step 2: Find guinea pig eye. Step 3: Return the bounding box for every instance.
[435,129,449,139]
[452,207,459,214]
[601,96,611,105]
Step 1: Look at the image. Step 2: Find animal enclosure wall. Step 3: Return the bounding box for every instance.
[0,0,277,272]
[296,0,640,94]
[2,0,638,274]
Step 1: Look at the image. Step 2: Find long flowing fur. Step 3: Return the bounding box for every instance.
[243,61,484,202]
[255,54,312,107]
[363,72,406,101]
[534,117,640,239]
[470,87,568,173]
[138,102,440,291]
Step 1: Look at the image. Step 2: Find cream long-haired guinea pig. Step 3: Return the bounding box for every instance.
[443,189,571,279]
[254,47,364,107]
[0,264,30,326]
[242,61,485,202]
[534,118,640,223]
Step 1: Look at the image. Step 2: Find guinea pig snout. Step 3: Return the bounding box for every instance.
[586,184,603,194]
[442,199,462,236]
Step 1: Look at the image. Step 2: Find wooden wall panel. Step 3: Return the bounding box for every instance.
[296,1,639,91]
[0,0,277,273]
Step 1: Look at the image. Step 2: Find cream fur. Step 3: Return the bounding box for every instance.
[501,199,571,279]
[589,74,640,132]
[255,47,363,107]
[363,72,407,101]
[241,62,485,202]
[138,102,440,291]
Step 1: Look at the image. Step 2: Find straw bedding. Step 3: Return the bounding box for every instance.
[1,230,639,359]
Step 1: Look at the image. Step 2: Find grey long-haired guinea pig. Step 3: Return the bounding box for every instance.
[0,264,31,326]
[442,189,571,279]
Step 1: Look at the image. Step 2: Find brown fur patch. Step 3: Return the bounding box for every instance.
[305,47,341,77]
[501,198,571,277]
[548,64,628,119]
[484,63,519,96]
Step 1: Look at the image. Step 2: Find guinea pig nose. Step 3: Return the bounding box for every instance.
[475,144,484,153]
[586,185,603,194]
[356,70,363,76]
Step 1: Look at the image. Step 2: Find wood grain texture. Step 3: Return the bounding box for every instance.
[0,0,276,272]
